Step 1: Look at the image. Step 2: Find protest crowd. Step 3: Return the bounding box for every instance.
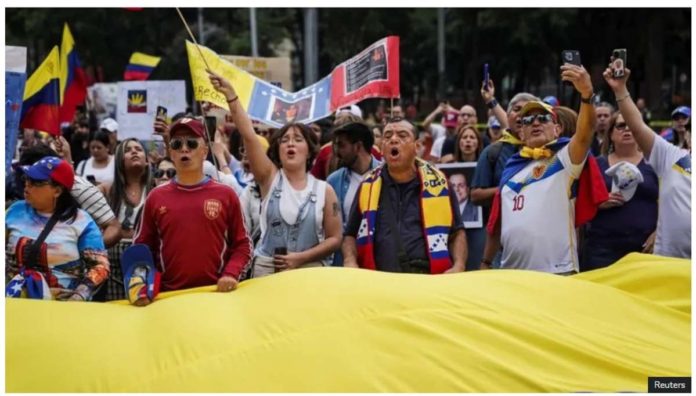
[5,34,691,306]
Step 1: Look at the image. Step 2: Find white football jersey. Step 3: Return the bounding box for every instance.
[500,146,585,273]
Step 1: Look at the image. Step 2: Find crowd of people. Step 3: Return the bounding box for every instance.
[6,56,691,305]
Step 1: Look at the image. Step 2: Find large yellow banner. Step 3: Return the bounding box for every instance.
[6,253,690,392]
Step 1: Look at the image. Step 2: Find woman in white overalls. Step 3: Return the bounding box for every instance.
[208,71,343,278]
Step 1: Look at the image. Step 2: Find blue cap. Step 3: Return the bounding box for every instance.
[19,156,74,190]
[487,116,501,129]
[671,106,691,118]
[543,96,559,107]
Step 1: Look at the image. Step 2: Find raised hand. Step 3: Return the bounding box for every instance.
[560,64,593,98]
[480,79,496,103]
[602,63,632,93]
[207,70,237,101]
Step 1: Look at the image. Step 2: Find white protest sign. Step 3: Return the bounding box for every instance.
[6,46,27,73]
[116,80,187,141]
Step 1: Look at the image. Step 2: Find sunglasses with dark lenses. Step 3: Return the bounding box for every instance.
[154,168,177,179]
[615,123,629,131]
[521,114,554,126]
[169,138,200,151]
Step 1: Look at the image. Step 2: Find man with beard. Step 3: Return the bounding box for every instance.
[342,117,466,274]
[132,117,251,305]
[326,122,381,266]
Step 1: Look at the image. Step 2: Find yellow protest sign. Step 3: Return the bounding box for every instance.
[185,40,256,109]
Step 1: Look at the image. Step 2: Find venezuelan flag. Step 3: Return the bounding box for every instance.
[59,23,88,123]
[21,46,61,136]
[124,52,161,81]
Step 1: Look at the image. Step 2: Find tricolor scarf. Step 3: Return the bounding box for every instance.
[356,159,453,274]
[5,268,52,300]
[487,137,609,234]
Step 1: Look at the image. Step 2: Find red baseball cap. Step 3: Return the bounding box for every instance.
[169,117,206,139]
[19,156,74,190]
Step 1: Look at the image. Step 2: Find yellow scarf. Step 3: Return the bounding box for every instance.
[498,130,523,146]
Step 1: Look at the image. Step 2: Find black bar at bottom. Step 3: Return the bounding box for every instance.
[648,377,691,393]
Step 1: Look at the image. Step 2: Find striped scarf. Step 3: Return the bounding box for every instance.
[356,159,453,274]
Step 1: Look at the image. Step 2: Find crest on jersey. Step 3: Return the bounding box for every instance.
[204,199,222,220]
[532,164,547,179]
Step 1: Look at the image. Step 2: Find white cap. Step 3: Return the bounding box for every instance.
[604,161,644,202]
[336,104,363,119]
[100,118,119,133]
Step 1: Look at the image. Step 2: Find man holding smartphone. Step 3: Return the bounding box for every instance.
[482,61,605,274]
[133,117,251,303]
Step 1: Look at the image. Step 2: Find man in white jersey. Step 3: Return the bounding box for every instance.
[603,65,691,258]
[481,62,597,274]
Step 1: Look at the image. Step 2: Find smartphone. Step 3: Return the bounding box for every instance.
[86,175,97,185]
[156,106,168,119]
[483,63,490,89]
[204,115,217,141]
[611,48,627,78]
[561,50,582,66]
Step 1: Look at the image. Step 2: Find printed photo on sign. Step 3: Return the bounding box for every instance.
[345,42,388,94]
[437,162,483,229]
[267,95,314,124]
[127,90,147,113]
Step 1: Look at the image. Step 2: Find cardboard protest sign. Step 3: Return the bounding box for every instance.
[116,80,186,141]
[221,55,292,90]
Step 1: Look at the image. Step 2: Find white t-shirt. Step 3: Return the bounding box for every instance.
[76,156,114,185]
[259,170,326,234]
[343,170,364,219]
[430,136,446,159]
[646,135,691,258]
[500,146,585,273]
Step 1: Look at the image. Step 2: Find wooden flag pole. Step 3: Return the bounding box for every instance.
[175,7,220,180]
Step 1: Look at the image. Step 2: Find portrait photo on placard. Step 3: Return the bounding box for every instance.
[437,162,482,229]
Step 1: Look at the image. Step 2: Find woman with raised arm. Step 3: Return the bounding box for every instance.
[208,71,342,277]
[602,64,690,258]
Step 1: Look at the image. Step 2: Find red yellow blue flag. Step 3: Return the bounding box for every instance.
[59,23,88,123]
[124,52,161,81]
[21,46,61,136]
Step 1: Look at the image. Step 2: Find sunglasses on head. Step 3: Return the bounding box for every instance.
[154,168,177,179]
[169,138,200,151]
[521,114,554,126]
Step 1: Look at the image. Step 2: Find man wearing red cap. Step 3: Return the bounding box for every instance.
[482,63,607,274]
[134,117,251,301]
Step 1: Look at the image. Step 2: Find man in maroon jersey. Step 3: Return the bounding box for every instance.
[133,117,251,303]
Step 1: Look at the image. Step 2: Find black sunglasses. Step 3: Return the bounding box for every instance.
[170,138,200,151]
[154,168,177,179]
[615,123,629,131]
[521,114,554,125]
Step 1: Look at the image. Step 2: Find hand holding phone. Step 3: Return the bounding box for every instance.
[611,48,627,78]
[483,63,490,90]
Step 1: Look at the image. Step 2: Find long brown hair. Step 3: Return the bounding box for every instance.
[452,125,483,162]
[109,138,152,216]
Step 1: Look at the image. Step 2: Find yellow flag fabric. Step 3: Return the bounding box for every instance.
[185,40,256,110]
[23,45,60,101]
[129,51,161,68]
[6,253,690,392]
[59,23,74,104]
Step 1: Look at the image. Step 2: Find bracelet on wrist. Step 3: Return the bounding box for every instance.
[486,98,498,109]
[616,93,631,103]
[227,95,239,104]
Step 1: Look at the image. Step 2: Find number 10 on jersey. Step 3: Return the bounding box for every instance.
[512,194,525,211]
